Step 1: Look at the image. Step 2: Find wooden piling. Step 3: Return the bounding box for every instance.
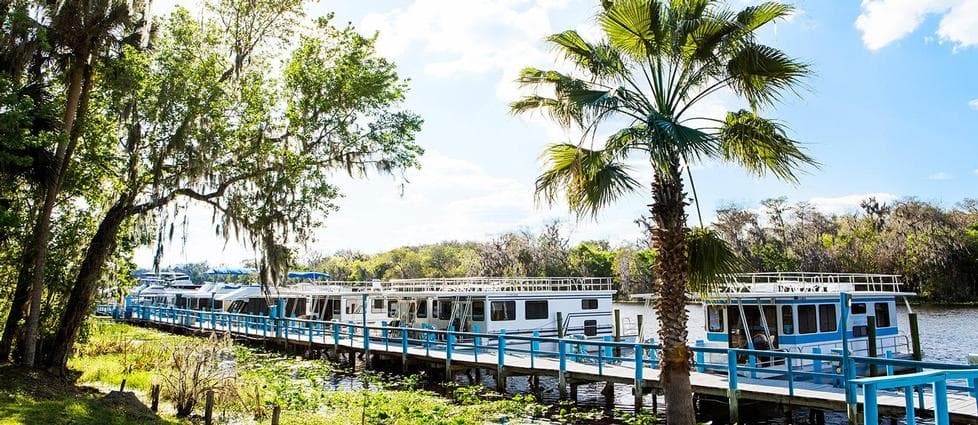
[909,313,922,361]
[867,315,878,376]
[204,390,214,425]
[119,379,127,392]
[150,384,160,412]
[570,383,578,401]
[556,312,564,338]
[271,405,281,425]
[613,309,621,357]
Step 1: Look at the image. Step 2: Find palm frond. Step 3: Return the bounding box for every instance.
[726,43,810,107]
[687,227,742,295]
[599,0,668,60]
[536,143,641,218]
[718,110,818,183]
[735,2,794,33]
[546,30,626,80]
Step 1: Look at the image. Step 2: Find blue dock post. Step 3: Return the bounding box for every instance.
[473,325,481,363]
[934,380,950,425]
[400,323,408,372]
[863,384,878,425]
[786,357,794,397]
[695,340,705,372]
[971,377,978,414]
[446,325,455,379]
[728,350,740,424]
[348,320,354,344]
[598,337,605,376]
[360,294,368,354]
[904,385,917,425]
[813,347,823,384]
[885,351,894,376]
[332,321,340,359]
[749,351,757,379]
[308,319,313,346]
[634,344,644,412]
[558,339,567,399]
[839,292,856,424]
[530,330,539,369]
[649,338,658,368]
[603,336,613,361]
[262,312,268,338]
[497,330,507,393]
[382,321,389,351]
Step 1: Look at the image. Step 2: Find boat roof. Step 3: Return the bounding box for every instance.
[632,272,916,300]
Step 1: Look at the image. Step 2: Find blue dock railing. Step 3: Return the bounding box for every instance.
[96,302,978,420]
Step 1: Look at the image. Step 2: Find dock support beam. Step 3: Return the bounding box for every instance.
[558,339,567,399]
[728,350,739,424]
[909,312,922,361]
[497,330,507,393]
[613,309,621,357]
[867,315,878,376]
[634,344,643,413]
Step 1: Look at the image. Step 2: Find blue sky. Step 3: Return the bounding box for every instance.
[137,0,978,268]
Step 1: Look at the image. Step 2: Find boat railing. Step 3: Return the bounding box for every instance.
[383,277,614,293]
[718,272,907,294]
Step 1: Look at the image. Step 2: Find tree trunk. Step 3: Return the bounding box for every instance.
[45,197,130,371]
[18,54,90,367]
[650,156,694,425]
[0,257,34,361]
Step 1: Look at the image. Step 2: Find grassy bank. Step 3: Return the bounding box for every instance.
[0,320,556,424]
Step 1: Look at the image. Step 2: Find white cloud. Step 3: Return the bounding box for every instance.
[927,171,954,180]
[855,0,978,51]
[973,168,978,175]
[359,0,566,79]
[969,99,978,110]
[807,193,898,215]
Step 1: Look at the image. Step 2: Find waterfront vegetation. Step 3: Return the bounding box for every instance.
[4,320,625,424]
[282,197,978,303]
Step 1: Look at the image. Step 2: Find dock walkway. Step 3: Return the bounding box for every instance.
[98,304,978,424]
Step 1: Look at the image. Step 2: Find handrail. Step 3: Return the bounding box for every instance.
[852,369,978,425]
[100,302,978,423]
[717,272,909,294]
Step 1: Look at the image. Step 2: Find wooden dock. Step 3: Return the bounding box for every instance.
[99,305,978,424]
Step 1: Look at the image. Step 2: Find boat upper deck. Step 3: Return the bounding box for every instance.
[382,277,614,294]
[712,272,915,298]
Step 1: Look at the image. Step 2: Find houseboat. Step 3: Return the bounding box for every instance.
[696,272,915,366]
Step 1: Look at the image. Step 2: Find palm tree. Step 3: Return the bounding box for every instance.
[511,1,815,423]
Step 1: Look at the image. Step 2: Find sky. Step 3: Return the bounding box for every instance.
[135,0,978,268]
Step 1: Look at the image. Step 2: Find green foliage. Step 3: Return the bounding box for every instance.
[715,197,978,302]
[64,322,548,424]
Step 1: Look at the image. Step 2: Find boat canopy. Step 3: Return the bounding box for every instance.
[287,271,330,279]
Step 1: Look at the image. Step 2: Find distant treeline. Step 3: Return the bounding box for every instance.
[294,197,978,302]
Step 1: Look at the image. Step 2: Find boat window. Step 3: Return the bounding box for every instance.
[388,300,397,318]
[798,305,817,334]
[416,300,428,318]
[781,306,794,334]
[490,301,516,321]
[582,299,598,310]
[875,303,891,327]
[439,300,453,320]
[372,298,385,312]
[818,304,837,333]
[584,320,598,336]
[525,301,548,320]
[707,306,724,332]
[332,300,341,315]
[472,301,485,322]
[851,303,867,314]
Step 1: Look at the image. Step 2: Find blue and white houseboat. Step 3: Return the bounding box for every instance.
[699,272,915,367]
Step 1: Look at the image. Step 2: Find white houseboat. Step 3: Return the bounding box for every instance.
[697,272,915,366]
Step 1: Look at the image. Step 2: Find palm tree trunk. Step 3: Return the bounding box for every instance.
[0,250,35,361]
[45,197,130,371]
[651,156,694,425]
